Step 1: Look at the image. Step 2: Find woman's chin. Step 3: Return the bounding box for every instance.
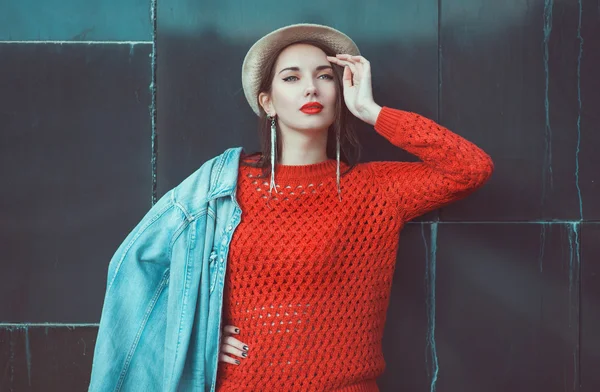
[293,124,332,133]
[291,118,334,131]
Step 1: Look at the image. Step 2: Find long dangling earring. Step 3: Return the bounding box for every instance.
[269,114,278,197]
[336,125,342,202]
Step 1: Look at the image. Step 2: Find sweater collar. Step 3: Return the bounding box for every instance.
[206,147,349,202]
[273,158,347,181]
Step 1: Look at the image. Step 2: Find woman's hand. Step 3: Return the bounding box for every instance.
[326,54,382,126]
[219,325,250,365]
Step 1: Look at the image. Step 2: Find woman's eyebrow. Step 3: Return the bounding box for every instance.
[278,65,333,74]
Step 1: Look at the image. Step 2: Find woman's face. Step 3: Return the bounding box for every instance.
[261,43,337,133]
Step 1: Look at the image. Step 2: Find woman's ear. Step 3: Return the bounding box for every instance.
[258,92,275,117]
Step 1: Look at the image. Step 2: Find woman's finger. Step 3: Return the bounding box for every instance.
[219,353,241,365]
[349,55,370,65]
[327,56,360,80]
[332,54,364,78]
[343,65,353,88]
[222,335,250,352]
[221,342,248,359]
[223,325,240,335]
[351,55,371,76]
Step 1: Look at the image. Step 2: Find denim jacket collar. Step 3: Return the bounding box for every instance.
[206,147,244,203]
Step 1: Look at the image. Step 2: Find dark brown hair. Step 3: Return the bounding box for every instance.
[240,39,362,179]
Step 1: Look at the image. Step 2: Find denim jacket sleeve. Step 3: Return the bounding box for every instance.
[89,189,188,392]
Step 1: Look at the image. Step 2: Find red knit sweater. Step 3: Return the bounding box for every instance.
[215,107,494,391]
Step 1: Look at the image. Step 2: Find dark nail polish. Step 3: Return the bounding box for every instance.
[243,345,249,351]
[235,359,240,365]
[241,352,247,358]
[235,328,240,333]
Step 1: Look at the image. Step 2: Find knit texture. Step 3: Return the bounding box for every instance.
[215,107,494,391]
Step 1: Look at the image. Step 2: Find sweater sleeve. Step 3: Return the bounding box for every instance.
[370,106,494,222]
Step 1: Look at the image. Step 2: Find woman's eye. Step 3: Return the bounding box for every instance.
[282,74,333,82]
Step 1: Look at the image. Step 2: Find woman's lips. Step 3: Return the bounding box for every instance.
[300,107,323,114]
[300,102,323,114]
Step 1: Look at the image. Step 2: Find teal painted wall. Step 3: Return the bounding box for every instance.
[0,0,152,41]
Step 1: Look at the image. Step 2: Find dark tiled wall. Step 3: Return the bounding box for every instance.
[1,1,599,391]
[0,1,155,390]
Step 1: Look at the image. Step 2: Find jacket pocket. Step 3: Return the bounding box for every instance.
[209,248,219,294]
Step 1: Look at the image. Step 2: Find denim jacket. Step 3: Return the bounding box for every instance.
[89,147,245,392]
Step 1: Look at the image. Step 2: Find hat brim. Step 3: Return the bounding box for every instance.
[242,23,360,116]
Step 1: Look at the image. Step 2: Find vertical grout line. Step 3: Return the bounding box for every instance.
[437,0,442,125]
[427,8,442,389]
[575,0,584,391]
[422,222,439,392]
[150,0,158,205]
[25,326,32,387]
[575,2,584,388]
[576,222,582,392]
[542,0,555,210]
[436,0,443,224]
[575,0,584,221]
[538,223,547,273]
[9,327,16,387]
[567,222,582,391]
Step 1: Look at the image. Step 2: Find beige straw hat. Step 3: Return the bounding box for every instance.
[241,23,361,116]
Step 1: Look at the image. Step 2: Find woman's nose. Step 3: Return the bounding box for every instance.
[305,84,317,95]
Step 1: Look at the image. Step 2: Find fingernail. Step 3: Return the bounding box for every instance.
[241,352,247,358]
[235,328,240,333]
[235,359,240,365]
[243,345,249,351]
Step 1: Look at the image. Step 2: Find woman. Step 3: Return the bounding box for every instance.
[213,23,494,391]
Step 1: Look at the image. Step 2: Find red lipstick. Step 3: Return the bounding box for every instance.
[300,102,323,114]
